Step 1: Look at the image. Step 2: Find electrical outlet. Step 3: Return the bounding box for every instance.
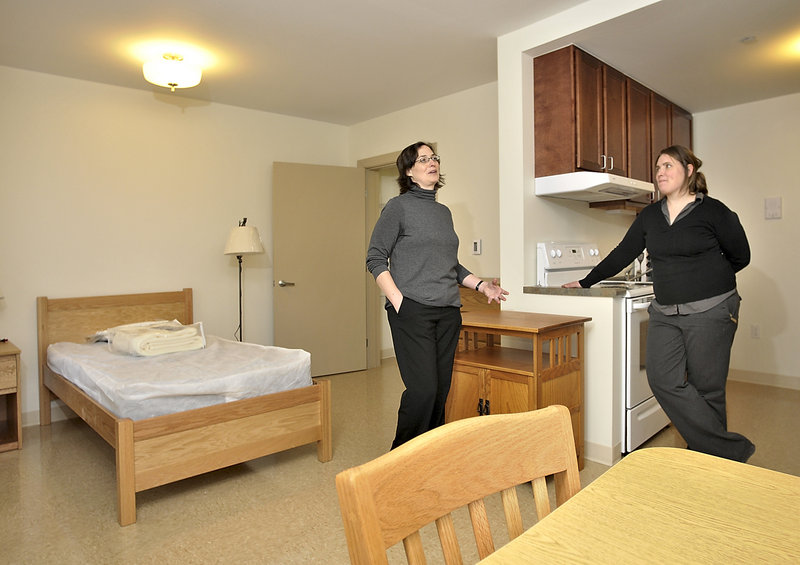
[750,324,760,339]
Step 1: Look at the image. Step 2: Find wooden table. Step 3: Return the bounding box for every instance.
[480,447,800,564]
[446,310,591,468]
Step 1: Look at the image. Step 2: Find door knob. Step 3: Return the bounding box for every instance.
[277,280,296,287]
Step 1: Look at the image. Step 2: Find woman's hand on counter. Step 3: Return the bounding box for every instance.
[562,281,583,288]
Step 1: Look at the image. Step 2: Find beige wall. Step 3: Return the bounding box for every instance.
[349,82,501,280]
[694,93,800,389]
[0,65,350,422]
[0,68,504,424]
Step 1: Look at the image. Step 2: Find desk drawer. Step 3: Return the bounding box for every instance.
[0,356,17,389]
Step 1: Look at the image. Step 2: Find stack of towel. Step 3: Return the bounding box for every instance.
[90,320,206,357]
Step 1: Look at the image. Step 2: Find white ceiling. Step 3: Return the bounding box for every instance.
[2,0,799,125]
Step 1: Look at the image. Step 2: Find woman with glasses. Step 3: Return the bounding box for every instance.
[366,141,508,448]
[564,145,754,463]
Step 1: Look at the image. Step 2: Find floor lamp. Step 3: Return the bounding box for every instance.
[224,218,264,342]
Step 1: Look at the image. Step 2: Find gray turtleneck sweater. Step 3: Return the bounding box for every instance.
[366,185,471,308]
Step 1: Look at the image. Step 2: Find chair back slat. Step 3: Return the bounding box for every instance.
[336,405,581,564]
[467,498,495,559]
[500,487,524,540]
[532,475,552,519]
[403,530,426,565]
[435,514,463,565]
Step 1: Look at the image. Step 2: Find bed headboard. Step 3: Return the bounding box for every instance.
[37,288,193,352]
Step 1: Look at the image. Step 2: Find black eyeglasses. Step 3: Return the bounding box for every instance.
[415,155,440,164]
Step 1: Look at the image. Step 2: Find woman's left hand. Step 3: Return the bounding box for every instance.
[481,278,509,304]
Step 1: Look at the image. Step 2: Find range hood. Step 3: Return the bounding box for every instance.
[535,172,655,202]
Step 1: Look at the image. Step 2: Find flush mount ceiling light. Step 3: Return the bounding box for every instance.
[143,53,202,92]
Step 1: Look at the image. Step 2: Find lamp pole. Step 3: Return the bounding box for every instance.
[236,254,243,342]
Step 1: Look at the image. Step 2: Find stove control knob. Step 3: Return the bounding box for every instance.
[556,249,562,257]
[550,249,556,258]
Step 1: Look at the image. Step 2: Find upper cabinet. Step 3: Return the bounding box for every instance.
[534,45,692,184]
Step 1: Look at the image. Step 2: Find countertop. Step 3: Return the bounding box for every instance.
[522,285,630,298]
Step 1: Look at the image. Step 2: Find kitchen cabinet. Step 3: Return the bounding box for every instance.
[534,44,692,188]
[627,78,652,182]
[535,45,626,177]
[651,92,693,198]
[650,92,693,162]
[445,310,590,469]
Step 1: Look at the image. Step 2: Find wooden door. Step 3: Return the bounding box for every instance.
[272,162,366,377]
[671,104,693,149]
[445,364,485,422]
[533,45,577,177]
[650,93,671,165]
[627,79,652,182]
[575,49,604,173]
[603,65,627,176]
[485,369,532,416]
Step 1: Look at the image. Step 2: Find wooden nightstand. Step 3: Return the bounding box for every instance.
[0,341,22,452]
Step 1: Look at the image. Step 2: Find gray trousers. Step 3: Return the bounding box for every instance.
[646,293,755,462]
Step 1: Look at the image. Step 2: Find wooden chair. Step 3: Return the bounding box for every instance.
[335,405,581,564]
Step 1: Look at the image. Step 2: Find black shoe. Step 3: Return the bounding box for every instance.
[742,442,756,463]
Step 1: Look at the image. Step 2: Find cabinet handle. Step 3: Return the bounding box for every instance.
[601,154,607,170]
[484,399,490,415]
[608,155,614,171]
[477,398,484,416]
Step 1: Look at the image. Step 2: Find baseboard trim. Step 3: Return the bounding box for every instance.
[729,369,800,391]
[584,440,621,467]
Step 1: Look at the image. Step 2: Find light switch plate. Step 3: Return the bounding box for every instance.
[472,239,482,255]
[765,197,782,219]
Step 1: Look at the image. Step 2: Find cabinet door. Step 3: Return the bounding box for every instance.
[603,65,627,176]
[485,370,532,416]
[627,79,652,182]
[574,49,604,172]
[445,364,485,422]
[533,45,576,177]
[671,104,693,149]
[650,92,671,165]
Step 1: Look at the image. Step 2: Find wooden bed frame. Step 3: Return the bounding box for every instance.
[37,288,332,526]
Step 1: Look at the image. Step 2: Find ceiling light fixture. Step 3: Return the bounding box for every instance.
[143,53,202,92]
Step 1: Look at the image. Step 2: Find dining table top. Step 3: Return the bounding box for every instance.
[479,447,800,564]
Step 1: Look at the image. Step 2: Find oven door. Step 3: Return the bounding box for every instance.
[625,293,669,451]
[626,295,653,408]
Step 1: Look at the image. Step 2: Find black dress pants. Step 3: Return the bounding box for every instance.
[387,298,462,449]
[646,293,755,462]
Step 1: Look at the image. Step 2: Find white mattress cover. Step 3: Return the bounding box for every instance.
[47,336,312,420]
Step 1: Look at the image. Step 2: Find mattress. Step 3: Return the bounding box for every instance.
[47,336,312,420]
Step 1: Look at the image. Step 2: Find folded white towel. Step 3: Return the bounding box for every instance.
[96,320,206,357]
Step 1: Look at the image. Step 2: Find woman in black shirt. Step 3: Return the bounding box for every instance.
[564,145,754,462]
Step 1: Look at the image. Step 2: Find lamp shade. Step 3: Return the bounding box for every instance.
[224,225,264,256]
[143,54,202,92]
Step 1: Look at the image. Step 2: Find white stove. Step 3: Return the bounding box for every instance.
[536,241,653,296]
[536,241,668,454]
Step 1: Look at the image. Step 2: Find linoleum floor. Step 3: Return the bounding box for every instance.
[1,358,797,564]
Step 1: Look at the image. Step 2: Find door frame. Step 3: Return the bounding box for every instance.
[359,151,398,369]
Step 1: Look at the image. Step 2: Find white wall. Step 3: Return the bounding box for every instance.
[0,65,350,423]
[349,82,501,280]
[0,68,505,425]
[694,93,800,389]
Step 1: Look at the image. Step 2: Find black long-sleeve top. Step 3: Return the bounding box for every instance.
[581,195,750,306]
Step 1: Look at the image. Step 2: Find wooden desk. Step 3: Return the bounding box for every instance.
[480,447,800,564]
[446,310,590,468]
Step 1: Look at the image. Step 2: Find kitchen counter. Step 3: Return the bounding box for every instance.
[523,285,629,298]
